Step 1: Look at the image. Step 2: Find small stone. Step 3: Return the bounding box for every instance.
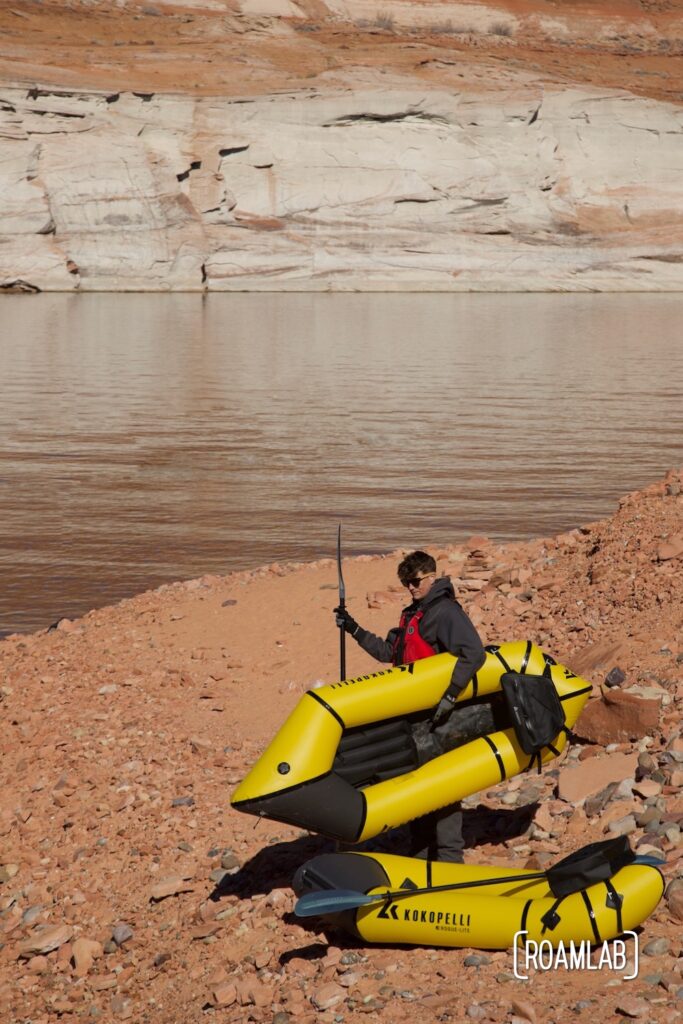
[220,851,240,871]
[110,995,133,1019]
[90,973,119,991]
[21,905,43,926]
[642,936,670,956]
[607,814,637,836]
[664,823,681,844]
[189,736,212,753]
[150,876,194,901]
[311,982,346,1010]
[615,996,650,1017]
[637,752,658,775]
[511,999,537,1024]
[340,951,364,965]
[464,954,490,967]
[112,923,134,946]
[72,937,103,977]
[171,796,195,807]
[153,952,172,967]
[634,780,662,799]
[26,955,49,973]
[656,535,683,561]
[272,1013,290,1024]
[17,924,73,957]
[466,1006,487,1020]
[635,808,660,828]
[52,999,76,1014]
[212,982,237,1006]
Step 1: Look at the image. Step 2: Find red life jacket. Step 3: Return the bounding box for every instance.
[392,608,437,665]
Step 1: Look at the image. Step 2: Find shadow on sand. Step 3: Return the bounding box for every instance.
[210,802,539,905]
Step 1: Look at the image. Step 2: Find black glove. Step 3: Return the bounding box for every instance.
[432,692,457,727]
[334,606,360,636]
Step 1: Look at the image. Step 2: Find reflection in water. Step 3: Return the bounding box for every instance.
[1,293,682,635]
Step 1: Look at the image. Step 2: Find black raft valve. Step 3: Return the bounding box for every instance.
[277,762,290,775]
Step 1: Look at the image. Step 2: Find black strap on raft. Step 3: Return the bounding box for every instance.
[481,735,506,781]
[605,880,624,935]
[541,894,566,933]
[491,647,513,674]
[580,889,602,944]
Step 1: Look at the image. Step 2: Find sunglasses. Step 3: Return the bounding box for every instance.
[404,575,433,589]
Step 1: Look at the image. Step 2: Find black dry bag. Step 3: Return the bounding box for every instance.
[501,672,566,754]
[546,836,637,898]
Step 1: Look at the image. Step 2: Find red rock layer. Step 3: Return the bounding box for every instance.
[0,0,682,105]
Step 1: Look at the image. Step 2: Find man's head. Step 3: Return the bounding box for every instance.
[397,550,437,600]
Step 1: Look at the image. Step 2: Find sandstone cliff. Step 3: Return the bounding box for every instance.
[1,0,682,290]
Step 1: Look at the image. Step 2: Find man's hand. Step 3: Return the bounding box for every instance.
[334,606,360,636]
[432,692,457,726]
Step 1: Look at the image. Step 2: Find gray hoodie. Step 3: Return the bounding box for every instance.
[353,575,486,697]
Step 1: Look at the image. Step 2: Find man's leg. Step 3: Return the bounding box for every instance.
[408,812,435,859]
[433,802,464,863]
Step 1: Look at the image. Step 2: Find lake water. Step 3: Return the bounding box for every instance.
[1,292,682,637]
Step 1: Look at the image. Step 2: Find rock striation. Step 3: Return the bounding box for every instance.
[1,78,683,291]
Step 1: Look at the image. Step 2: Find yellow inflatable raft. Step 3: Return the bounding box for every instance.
[292,844,665,949]
[232,641,592,843]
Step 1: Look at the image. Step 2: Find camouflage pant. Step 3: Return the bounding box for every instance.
[408,702,497,861]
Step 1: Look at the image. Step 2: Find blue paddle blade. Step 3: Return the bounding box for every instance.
[633,854,666,867]
[295,888,380,917]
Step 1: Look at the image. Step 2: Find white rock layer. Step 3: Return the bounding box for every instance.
[0,81,682,290]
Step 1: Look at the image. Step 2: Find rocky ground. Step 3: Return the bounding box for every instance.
[1,467,682,1022]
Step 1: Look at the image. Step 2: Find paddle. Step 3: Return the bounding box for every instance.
[337,523,346,681]
[295,870,547,918]
[294,852,665,918]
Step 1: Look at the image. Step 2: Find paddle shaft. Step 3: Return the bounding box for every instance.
[337,524,346,680]
[296,851,666,918]
[296,869,548,918]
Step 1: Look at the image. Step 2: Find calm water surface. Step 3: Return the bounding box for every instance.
[1,293,682,637]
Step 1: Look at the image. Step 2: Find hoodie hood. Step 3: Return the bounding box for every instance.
[422,575,455,607]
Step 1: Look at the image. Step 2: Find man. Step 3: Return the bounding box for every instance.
[334,550,487,863]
